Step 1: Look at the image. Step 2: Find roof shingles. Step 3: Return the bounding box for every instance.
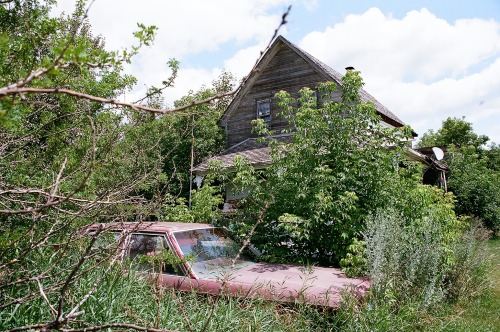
[193,135,291,174]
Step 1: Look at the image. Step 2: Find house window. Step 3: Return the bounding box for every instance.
[312,90,318,106]
[257,99,271,126]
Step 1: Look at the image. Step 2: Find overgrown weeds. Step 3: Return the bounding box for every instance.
[0,248,313,331]
[328,209,493,331]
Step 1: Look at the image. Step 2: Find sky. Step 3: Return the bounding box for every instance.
[53,0,500,144]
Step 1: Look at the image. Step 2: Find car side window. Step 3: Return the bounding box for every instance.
[128,233,185,276]
[91,231,124,255]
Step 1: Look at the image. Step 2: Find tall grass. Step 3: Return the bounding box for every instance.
[327,211,492,331]
[0,254,314,331]
[1,209,492,331]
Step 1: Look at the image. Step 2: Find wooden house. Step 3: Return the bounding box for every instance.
[193,36,447,204]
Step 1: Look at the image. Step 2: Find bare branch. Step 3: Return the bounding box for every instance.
[48,157,68,204]
[267,5,291,49]
[169,291,194,332]
[36,277,58,318]
[4,323,48,332]
[54,225,103,324]
[5,322,178,332]
[0,87,237,115]
[231,198,273,268]
[66,240,122,318]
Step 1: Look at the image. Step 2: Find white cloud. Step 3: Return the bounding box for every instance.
[223,42,269,79]
[54,0,288,58]
[51,3,500,143]
[53,0,289,104]
[299,8,500,142]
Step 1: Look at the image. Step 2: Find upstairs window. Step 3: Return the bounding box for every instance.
[257,99,271,126]
[312,90,318,106]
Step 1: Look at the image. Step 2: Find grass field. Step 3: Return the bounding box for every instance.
[2,238,497,331]
[421,238,500,332]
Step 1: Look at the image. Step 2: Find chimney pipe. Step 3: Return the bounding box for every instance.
[345,66,355,71]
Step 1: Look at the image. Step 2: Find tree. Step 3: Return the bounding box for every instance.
[227,72,418,265]
[447,146,500,233]
[417,116,489,149]
[483,142,500,172]
[0,1,240,330]
[417,117,499,233]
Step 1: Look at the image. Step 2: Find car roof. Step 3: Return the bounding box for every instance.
[88,221,214,233]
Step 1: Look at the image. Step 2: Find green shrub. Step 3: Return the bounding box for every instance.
[365,207,451,308]
[329,208,491,331]
[363,186,476,305]
[235,73,413,266]
[447,146,500,234]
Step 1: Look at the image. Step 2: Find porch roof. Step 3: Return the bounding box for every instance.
[193,135,291,175]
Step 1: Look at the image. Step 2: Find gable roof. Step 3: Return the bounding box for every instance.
[220,35,407,130]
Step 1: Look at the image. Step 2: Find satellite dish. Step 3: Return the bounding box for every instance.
[432,147,444,161]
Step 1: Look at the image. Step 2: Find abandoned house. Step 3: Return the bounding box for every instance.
[192,35,447,208]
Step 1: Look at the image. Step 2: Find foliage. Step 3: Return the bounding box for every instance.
[231,72,414,265]
[160,184,224,224]
[1,2,495,331]
[447,146,500,233]
[483,142,500,172]
[0,0,155,223]
[430,237,499,331]
[339,238,366,277]
[0,1,234,330]
[135,248,194,274]
[363,194,461,308]
[417,116,499,233]
[416,116,489,149]
[117,70,233,215]
[318,210,491,332]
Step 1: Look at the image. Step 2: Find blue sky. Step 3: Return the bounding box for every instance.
[53,0,500,144]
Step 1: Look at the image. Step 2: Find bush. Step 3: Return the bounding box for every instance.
[447,146,500,234]
[365,207,452,308]
[361,190,489,304]
[329,205,491,331]
[237,74,413,266]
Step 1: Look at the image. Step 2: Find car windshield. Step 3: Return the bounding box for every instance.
[174,228,254,279]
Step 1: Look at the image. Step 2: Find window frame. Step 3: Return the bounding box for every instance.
[127,232,187,276]
[256,98,272,127]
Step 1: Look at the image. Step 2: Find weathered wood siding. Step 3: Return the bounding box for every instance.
[225,45,342,147]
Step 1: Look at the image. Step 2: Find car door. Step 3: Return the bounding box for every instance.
[126,231,223,295]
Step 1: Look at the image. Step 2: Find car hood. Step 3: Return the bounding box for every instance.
[223,262,369,307]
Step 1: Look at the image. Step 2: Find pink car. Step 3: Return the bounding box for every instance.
[88,222,369,308]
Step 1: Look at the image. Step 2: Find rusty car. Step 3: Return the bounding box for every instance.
[87,222,369,307]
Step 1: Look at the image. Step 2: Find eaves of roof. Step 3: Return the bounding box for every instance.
[194,137,447,175]
[406,147,448,170]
